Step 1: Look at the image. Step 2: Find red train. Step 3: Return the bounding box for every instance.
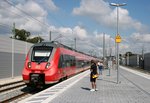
[22,41,97,87]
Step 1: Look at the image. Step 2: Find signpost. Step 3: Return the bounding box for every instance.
[115,34,121,43]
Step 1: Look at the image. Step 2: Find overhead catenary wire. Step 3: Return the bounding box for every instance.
[4,0,68,29]
[0,4,31,22]
[0,23,13,34]
[4,0,50,29]
[2,0,70,40]
[0,23,12,29]
[1,0,101,56]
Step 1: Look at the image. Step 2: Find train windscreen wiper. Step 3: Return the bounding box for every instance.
[38,57,48,64]
[38,52,50,64]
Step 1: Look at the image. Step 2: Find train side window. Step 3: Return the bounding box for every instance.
[66,55,71,67]
[58,55,65,68]
[58,54,76,68]
[70,56,76,66]
[66,55,76,67]
[62,55,66,68]
[58,55,62,68]
[76,60,85,68]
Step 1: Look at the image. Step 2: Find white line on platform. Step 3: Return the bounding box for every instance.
[19,70,90,103]
[42,70,89,103]
[120,66,150,80]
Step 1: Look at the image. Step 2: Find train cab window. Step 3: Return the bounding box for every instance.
[31,46,53,63]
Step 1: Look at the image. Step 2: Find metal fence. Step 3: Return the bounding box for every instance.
[122,54,150,71]
[0,35,33,79]
[128,54,143,67]
[144,53,150,71]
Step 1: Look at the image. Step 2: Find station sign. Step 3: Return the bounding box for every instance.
[115,34,121,43]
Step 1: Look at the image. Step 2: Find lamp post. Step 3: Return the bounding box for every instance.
[103,33,105,62]
[12,22,15,79]
[74,37,77,50]
[110,3,126,84]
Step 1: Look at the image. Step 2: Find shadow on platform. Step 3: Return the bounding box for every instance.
[81,87,91,91]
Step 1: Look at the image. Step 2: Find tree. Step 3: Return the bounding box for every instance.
[27,36,44,43]
[12,28,44,43]
[14,29,30,41]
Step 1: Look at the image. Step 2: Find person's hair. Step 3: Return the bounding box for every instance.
[91,60,95,64]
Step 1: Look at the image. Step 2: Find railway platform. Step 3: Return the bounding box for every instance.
[19,66,150,103]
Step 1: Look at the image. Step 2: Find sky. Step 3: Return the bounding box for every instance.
[0,0,150,57]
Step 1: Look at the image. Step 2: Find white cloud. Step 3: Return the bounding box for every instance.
[131,32,150,43]
[73,0,111,16]
[19,20,42,32]
[47,26,105,56]
[48,26,87,40]
[73,26,87,39]
[17,1,47,17]
[44,26,87,43]
[118,32,150,54]
[44,0,59,11]
[58,27,72,36]
[0,0,101,56]
[1,0,149,56]
[0,0,49,35]
[73,0,147,32]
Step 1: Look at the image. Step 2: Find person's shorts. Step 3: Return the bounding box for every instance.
[90,74,96,82]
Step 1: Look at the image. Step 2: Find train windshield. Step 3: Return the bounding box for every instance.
[31,46,53,63]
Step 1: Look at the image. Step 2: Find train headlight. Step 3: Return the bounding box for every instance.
[45,62,50,69]
[28,62,31,69]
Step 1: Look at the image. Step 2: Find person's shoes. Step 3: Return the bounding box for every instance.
[95,88,98,91]
[90,89,95,92]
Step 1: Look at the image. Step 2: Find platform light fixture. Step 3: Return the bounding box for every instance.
[110,3,126,84]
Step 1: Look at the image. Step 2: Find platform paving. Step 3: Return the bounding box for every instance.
[20,66,150,103]
[50,68,150,103]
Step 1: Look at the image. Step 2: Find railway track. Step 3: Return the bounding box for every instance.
[0,80,58,102]
[0,69,88,102]
[0,80,25,93]
[0,81,35,103]
[1,92,29,103]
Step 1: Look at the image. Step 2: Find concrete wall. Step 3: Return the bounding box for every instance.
[0,36,33,79]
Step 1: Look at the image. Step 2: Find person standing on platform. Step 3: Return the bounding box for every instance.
[97,61,103,75]
[90,60,98,91]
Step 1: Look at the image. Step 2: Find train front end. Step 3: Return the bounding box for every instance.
[22,42,60,87]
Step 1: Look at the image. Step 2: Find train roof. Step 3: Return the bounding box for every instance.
[32,41,97,59]
[33,41,73,50]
